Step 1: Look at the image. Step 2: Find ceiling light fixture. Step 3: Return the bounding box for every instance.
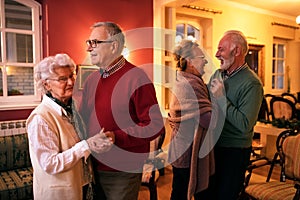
[182,5,222,14]
[296,15,300,25]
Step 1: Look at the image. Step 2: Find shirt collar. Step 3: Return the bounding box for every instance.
[101,56,126,78]
[43,94,68,117]
[222,63,247,80]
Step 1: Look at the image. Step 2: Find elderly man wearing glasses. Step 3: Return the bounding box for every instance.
[78,21,165,200]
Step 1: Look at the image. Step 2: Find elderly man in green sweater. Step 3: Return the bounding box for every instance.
[209,30,264,200]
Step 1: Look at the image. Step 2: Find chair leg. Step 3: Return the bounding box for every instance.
[293,184,300,200]
[266,153,279,182]
[149,184,158,200]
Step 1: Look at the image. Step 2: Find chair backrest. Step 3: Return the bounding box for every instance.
[257,97,270,122]
[282,132,300,180]
[270,96,296,120]
[281,93,297,105]
[264,94,276,120]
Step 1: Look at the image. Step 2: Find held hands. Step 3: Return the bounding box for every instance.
[210,78,224,99]
[86,128,114,154]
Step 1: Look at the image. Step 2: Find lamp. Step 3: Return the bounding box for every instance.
[296,15,300,25]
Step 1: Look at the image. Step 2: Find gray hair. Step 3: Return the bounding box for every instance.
[173,39,200,71]
[224,30,248,56]
[35,53,76,94]
[92,21,125,55]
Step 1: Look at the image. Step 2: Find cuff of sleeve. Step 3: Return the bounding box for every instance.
[74,140,91,163]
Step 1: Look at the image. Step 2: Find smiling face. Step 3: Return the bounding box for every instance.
[86,26,118,69]
[215,34,237,72]
[189,47,208,76]
[44,67,75,104]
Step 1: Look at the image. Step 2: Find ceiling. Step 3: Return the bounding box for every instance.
[229,0,300,17]
[194,0,300,19]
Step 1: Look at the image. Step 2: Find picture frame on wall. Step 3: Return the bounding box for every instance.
[78,65,99,89]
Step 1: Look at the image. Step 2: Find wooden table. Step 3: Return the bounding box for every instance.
[254,122,288,159]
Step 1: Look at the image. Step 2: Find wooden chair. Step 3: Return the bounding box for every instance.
[141,131,166,200]
[281,93,297,105]
[244,129,300,200]
[264,94,276,119]
[270,96,296,120]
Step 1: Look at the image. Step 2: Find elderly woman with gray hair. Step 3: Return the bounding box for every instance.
[26,53,112,200]
[168,40,215,200]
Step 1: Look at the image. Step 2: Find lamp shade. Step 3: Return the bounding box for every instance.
[296,15,300,25]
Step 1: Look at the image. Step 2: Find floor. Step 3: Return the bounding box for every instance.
[138,162,281,200]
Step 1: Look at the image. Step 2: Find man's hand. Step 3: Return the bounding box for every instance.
[104,131,115,144]
[210,78,224,99]
[86,129,113,154]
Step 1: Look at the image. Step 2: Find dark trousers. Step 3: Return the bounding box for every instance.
[170,166,214,200]
[211,146,251,200]
[170,166,190,200]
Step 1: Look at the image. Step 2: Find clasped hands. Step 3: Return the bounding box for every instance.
[86,128,114,154]
[210,78,224,99]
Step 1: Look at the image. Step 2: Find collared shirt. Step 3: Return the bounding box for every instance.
[101,56,126,78]
[27,95,90,175]
[222,63,248,81]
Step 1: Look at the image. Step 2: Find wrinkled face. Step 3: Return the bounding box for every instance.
[44,67,75,104]
[189,47,208,76]
[86,26,115,68]
[215,35,236,71]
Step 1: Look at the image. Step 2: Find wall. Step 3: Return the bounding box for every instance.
[1,0,154,121]
[156,0,300,95]
[41,0,153,71]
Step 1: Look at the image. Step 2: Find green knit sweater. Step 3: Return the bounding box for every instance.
[213,66,263,148]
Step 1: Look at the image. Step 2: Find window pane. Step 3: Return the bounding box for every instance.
[272,60,275,73]
[176,24,184,45]
[277,75,284,89]
[5,0,32,30]
[277,44,284,58]
[187,25,199,41]
[7,66,34,96]
[0,67,2,96]
[6,32,33,63]
[176,24,184,35]
[277,60,284,73]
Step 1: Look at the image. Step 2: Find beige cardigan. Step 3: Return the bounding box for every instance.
[27,96,88,200]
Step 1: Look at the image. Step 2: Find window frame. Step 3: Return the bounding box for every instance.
[272,39,287,93]
[0,0,42,110]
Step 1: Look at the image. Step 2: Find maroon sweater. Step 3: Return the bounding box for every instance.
[79,60,165,172]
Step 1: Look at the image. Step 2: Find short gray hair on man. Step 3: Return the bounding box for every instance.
[92,21,125,55]
[224,30,249,56]
[34,53,76,94]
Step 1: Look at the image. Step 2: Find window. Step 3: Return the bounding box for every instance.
[0,0,41,109]
[175,23,200,45]
[272,40,287,91]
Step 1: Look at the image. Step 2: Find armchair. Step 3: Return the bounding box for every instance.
[244,129,300,200]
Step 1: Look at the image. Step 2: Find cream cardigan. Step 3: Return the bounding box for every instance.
[27,95,90,200]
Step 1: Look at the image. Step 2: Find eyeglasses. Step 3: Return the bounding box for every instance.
[46,74,76,84]
[194,55,205,59]
[86,39,113,48]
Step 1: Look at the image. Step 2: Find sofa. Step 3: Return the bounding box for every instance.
[0,120,33,200]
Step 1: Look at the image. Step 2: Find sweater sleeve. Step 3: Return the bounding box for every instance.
[27,115,90,174]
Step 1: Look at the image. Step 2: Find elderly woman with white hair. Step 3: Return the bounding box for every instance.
[26,53,112,200]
